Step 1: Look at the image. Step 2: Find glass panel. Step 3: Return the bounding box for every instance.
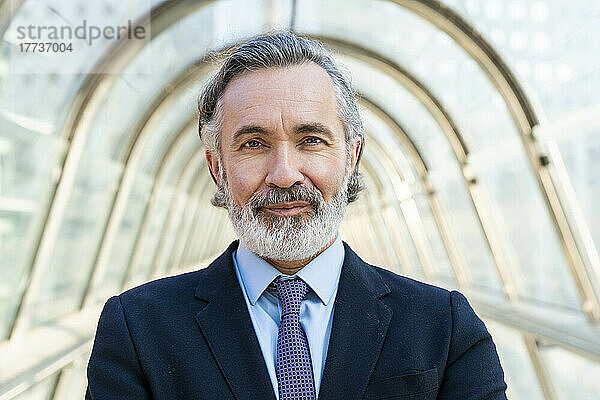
[12,371,59,400]
[140,79,208,175]
[184,164,219,266]
[53,352,90,400]
[28,154,122,326]
[423,0,600,308]
[361,155,407,270]
[385,204,425,279]
[359,107,426,278]
[191,207,213,262]
[296,0,502,149]
[333,55,456,169]
[331,56,457,281]
[541,344,600,399]
[443,0,600,123]
[429,166,503,292]
[550,121,600,272]
[126,129,198,285]
[340,217,358,253]
[152,191,188,278]
[2,0,152,133]
[349,176,383,265]
[199,208,231,261]
[181,191,210,267]
[364,96,498,289]
[164,163,205,272]
[89,172,153,304]
[93,0,295,161]
[0,117,65,339]
[84,72,153,162]
[156,131,199,187]
[297,0,579,308]
[169,192,201,271]
[470,137,581,309]
[129,185,173,284]
[483,319,545,400]
[213,214,236,257]
[412,191,455,281]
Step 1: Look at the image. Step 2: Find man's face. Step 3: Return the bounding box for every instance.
[206,62,360,260]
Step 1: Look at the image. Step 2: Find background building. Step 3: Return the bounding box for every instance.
[0,0,599,399]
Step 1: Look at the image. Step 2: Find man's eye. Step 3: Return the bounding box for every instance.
[303,137,323,145]
[243,140,262,148]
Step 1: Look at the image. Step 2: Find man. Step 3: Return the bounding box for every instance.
[86,32,507,400]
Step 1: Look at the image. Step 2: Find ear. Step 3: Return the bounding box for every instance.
[205,150,221,186]
[349,138,362,172]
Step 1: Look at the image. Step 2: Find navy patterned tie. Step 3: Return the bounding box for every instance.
[268,277,316,400]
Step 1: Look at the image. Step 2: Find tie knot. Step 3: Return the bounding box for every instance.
[268,277,309,317]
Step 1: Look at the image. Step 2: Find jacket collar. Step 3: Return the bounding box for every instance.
[318,242,392,400]
[194,240,276,400]
[194,240,392,400]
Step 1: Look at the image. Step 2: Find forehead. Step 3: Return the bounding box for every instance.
[220,62,340,130]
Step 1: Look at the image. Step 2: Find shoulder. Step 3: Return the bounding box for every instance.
[104,241,237,320]
[122,269,203,297]
[372,265,450,300]
[115,268,206,313]
[366,264,481,328]
[367,263,453,309]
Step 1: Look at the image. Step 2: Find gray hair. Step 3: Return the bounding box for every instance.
[197,31,364,203]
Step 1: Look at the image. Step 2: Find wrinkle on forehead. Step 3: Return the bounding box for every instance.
[220,62,343,143]
[223,63,337,108]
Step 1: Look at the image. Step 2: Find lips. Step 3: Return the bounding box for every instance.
[262,201,311,216]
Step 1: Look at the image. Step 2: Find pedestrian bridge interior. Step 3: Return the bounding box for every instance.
[1,0,599,399]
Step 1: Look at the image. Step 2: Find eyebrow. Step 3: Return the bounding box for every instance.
[232,122,336,144]
[294,122,336,141]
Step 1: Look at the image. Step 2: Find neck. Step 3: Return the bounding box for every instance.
[266,235,337,275]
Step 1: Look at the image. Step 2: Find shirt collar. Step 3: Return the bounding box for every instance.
[235,234,344,306]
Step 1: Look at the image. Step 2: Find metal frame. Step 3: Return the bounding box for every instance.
[82,62,215,302]
[148,149,206,280]
[0,0,25,39]
[355,160,402,268]
[166,170,213,274]
[358,96,493,289]
[180,187,215,267]
[522,334,558,400]
[121,118,198,288]
[361,143,437,280]
[83,119,200,307]
[390,0,600,320]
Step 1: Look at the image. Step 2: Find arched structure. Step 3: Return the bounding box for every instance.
[1,1,599,399]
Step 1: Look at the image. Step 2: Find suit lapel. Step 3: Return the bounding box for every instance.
[319,242,393,400]
[194,241,276,400]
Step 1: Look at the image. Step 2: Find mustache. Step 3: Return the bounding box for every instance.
[247,184,324,216]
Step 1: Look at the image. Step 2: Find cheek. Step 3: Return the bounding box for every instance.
[308,156,347,201]
[226,166,264,205]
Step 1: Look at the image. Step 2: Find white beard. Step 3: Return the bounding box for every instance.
[221,168,350,261]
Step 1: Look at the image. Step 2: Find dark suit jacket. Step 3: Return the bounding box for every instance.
[86,241,507,399]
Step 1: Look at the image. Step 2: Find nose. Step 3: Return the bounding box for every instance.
[264,144,304,188]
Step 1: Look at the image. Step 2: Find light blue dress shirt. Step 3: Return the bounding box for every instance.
[232,234,345,399]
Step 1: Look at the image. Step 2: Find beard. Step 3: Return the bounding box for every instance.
[219,167,350,261]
